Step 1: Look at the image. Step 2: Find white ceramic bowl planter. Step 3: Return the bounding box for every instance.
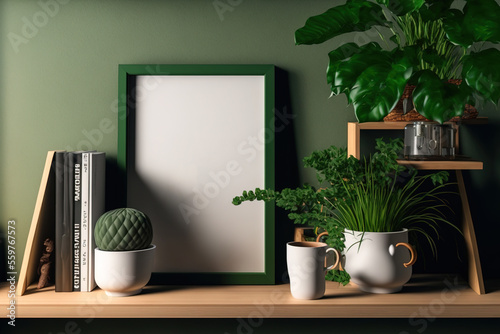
[342,229,416,293]
[95,245,156,297]
[93,208,155,297]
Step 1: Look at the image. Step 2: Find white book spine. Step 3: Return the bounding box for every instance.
[80,153,89,292]
[88,153,95,291]
[88,152,105,291]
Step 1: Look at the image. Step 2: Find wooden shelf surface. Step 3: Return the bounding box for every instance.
[396,159,483,170]
[347,120,485,170]
[352,117,488,130]
[2,275,499,318]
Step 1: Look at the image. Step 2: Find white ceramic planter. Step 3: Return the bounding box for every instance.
[95,244,156,297]
[343,229,416,293]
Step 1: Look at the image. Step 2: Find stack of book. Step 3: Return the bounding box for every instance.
[54,151,106,292]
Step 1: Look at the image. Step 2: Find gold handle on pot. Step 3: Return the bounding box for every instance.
[396,242,417,268]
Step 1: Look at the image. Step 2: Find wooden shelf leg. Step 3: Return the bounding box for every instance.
[456,170,485,295]
[294,227,312,242]
[347,122,360,159]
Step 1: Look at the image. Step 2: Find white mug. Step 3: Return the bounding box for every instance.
[286,241,340,300]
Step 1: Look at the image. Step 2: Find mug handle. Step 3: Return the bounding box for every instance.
[325,248,340,270]
[316,232,340,270]
[396,242,417,267]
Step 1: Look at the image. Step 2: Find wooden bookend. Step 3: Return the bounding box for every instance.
[17,151,58,296]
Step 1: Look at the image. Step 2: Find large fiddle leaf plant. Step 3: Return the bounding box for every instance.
[295,0,500,123]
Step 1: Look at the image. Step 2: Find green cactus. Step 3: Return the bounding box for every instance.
[94,208,153,251]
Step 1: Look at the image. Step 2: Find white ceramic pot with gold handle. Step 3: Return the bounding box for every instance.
[342,229,416,293]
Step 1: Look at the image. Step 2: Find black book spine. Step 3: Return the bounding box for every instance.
[54,152,65,292]
[60,152,73,292]
[73,153,82,291]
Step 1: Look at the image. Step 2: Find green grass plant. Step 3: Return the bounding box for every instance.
[328,160,457,257]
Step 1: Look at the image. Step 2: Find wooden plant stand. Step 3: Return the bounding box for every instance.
[346,120,486,295]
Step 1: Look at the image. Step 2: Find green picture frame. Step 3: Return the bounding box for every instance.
[117,64,275,284]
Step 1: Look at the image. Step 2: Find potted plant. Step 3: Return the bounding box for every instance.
[294,0,500,124]
[94,208,155,296]
[233,138,460,292]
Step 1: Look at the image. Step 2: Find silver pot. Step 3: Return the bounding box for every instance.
[404,122,455,160]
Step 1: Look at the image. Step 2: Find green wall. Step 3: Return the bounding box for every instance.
[1,0,499,332]
[0,0,352,276]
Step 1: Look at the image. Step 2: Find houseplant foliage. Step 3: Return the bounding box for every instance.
[95,208,153,251]
[233,138,458,285]
[295,0,500,123]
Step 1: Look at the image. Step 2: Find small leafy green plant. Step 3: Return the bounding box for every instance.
[233,138,458,285]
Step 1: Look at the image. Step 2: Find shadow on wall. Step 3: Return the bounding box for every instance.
[461,121,500,279]
[104,158,126,212]
[274,68,300,283]
[410,171,467,277]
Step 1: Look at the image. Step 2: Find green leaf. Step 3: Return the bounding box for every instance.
[462,0,500,44]
[389,34,400,46]
[348,49,414,122]
[376,0,425,16]
[326,269,351,285]
[327,42,384,95]
[430,171,449,185]
[462,48,500,106]
[442,9,474,48]
[444,0,500,48]
[412,70,469,123]
[417,0,454,21]
[421,48,447,69]
[295,0,390,45]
